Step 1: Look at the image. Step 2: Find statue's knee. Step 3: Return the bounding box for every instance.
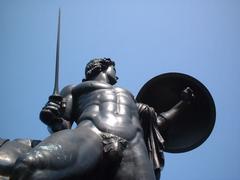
[0,151,16,175]
[11,155,38,180]
[15,153,38,170]
[0,151,15,167]
[11,158,33,180]
[14,158,30,172]
[0,154,15,176]
[0,139,34,171]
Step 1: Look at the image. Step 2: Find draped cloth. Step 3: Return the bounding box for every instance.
[137,103,165,179]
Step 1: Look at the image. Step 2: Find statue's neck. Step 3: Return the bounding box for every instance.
[92,72,110,84]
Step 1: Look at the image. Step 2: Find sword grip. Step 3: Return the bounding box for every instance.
[49,94,63,103]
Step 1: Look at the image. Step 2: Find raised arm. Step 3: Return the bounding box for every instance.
[157,87,195,131]
[39,85,75,133]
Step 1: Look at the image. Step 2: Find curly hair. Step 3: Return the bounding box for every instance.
[83,58,115,81]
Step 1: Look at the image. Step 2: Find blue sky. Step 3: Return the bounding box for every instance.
[0,1,240,180]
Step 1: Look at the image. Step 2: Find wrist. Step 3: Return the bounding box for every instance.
[47,118,70,133]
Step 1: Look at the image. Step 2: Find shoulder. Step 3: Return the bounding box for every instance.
[72,81,113,95]
[60,84,76,96]
[114,87,135,99]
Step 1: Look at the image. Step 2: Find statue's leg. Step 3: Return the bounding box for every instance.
[114,137,156,180]
[11,126,103,180]
[0,139,40,177]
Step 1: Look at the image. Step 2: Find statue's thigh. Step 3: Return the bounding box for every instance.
[17,127,103,179]
[114,142,156,180]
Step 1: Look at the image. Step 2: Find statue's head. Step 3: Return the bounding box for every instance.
[83,58,118,84]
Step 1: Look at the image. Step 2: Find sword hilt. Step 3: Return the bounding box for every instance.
[49,94,63,103]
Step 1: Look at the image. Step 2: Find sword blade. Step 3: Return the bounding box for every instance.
[53,8,61,95]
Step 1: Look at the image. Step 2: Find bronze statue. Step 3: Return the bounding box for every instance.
[12,58,169,180]
[0,11,216,180]
[0,58,215,180]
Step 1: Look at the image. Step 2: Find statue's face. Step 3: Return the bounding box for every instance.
[105,65,118,85]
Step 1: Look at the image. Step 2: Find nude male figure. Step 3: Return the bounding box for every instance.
[10,58,193,180]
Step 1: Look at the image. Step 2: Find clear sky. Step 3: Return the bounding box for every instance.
[0,1,240,180]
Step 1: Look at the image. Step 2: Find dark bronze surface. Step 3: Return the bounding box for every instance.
[0,61,216,180]
[136,72,216,153]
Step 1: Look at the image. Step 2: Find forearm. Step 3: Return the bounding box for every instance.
[157,100,187,131]
[157,87,195,131]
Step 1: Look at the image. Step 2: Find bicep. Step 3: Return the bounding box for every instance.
[60,85,75,126]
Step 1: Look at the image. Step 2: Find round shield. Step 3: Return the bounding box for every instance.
[136,73,216,153]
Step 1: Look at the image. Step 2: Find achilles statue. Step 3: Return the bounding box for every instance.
[0,58,215,180]
[0,11,216,180]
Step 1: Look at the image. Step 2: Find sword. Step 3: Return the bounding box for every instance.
[49,9,63,102]
[40,9,63,125]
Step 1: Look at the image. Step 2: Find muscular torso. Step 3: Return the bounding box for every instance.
[9,81,157,180]
[71,81,143,141]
